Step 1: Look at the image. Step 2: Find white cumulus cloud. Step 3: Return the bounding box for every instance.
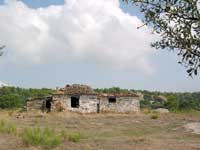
[0,0,157,73]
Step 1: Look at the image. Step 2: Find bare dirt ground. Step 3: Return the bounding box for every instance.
[0,110,200,150]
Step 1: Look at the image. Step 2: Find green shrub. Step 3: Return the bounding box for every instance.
[21,127,62,147]
[150,114,158,119]
[68,133,81,143]
[0,120,17,135]
[0,95,22,109]
[61,130,82,143]
[165,95,179,111]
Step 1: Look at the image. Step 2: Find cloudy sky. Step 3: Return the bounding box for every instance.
[0,0,199,92]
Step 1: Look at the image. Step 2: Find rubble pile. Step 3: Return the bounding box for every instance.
[64,84,95,95]
[99,92,142,97]
[54,101,67,112]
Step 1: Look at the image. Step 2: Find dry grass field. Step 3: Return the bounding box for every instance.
[0,110,200,150]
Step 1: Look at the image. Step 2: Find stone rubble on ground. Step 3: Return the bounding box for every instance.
[184,122,200,134]
[155,108,169,113]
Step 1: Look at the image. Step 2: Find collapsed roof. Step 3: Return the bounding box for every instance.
[63,84,95,95]
[55,84,142,97]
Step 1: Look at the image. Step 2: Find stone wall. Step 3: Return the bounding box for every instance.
[27,94,141,113]
[77,95,99,113]
[99,96,140,113]
[26,97,53,112]
[52,94,69,111]
[26,99,44,112]
[52,94,99,113]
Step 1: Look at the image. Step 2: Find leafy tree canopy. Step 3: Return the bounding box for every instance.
[0,87,53,109]
[124,0,200,76]
[0,45,5,56]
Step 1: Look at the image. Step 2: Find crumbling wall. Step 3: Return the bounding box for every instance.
[26,99,44,112]
[52,94,140,113]
[52,94,69,112]
[52,94,98,113]
[27,93,141,113]
[77,95,98,113]
[100,96,140,113]
[26,96,53,112]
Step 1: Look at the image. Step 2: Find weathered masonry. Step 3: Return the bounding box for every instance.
[26,84,142,113]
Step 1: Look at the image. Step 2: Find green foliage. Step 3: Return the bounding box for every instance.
[141,90,200,111]
[94,87,131,93]
[140,91,166,109]
[0,86,53,109]
[94,87,130,94]
[61,130,83,143]
[21,127,62,147]
[0,95,22,108]
[21,127,84,147]
[140,98,151,109]
[68,133,81,143]
[0,120,17,135]
[124,0,200,76]
[0,119,84,146]
[165,95,179,111]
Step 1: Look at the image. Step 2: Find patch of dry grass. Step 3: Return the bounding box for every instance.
[0,110,199,150]
[0,120,17,135]
[21,127,62,147]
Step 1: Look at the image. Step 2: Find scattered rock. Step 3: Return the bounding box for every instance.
[64,84,94,95]
[155,108,169,113]
[54,100,67,112]
[16,113,25,119]
[184,122,200,134]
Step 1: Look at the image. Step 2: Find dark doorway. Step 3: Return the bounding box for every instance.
[97,103,100,113]
[108,97,116,103]
[71,96,80,108]
[46,100,51,112]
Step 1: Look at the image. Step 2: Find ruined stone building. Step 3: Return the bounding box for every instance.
[26,84,142,113]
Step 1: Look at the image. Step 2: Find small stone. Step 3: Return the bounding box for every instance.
[184,122,200,134]
[155,108,169,113]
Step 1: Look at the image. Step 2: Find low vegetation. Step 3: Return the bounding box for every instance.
[21,127,62,147]
[61,130,83,143]
[21,128,85,146]
[0,120,17,135]
[0,118,85,148]
[0,111,199,150]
